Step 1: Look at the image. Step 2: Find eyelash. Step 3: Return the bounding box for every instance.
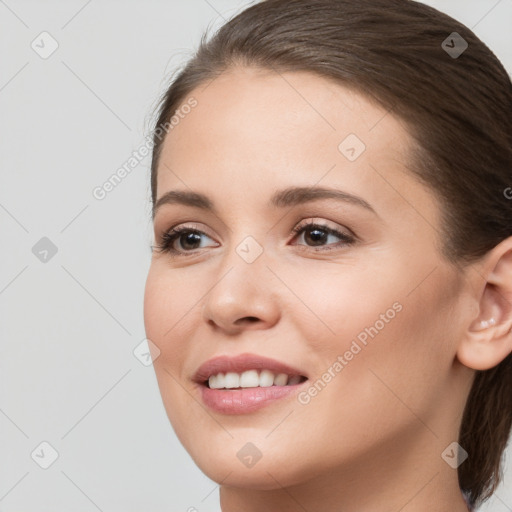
[153,221,356,257]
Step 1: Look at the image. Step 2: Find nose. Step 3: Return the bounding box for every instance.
[201,248,281,335]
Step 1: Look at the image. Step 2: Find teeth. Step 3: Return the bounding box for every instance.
[287,375,302,385]
[274,373,288,386]
[207,370,303,389]
[240,369,259,387]
[259,369,274,387]
[224,372,240,388]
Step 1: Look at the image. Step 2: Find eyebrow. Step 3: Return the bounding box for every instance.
[152,186,377,219]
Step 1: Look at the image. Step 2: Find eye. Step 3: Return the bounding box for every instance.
[290,220,356,251]
[152,219,356,257]
[152,224,218,256]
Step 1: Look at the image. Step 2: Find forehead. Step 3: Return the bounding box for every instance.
[161,66,402,155]
[155,67,438,225]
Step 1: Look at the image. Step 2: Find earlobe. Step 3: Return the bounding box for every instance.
[456,238,512,371]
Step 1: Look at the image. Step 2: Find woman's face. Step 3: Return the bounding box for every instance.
[144,67,472,489]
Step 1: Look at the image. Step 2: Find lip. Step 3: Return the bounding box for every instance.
[193,352,308,384]
[199,384,308,414]
[193,352,309,415]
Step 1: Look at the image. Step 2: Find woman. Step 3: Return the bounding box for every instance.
[143,1,512,510]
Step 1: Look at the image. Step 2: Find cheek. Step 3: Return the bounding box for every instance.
[289,263,457,428]
[143,265,199,403]
[296,255,458,369]
[143,267,204,444]
[143,265,199,347]
[283,260,404,357]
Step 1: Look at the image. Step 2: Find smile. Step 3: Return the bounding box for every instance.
[207,370,307,389]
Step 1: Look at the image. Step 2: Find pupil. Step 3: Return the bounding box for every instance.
[306,228,327,246]
[182,232,201,249]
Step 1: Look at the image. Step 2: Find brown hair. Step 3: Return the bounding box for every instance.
[149,0,512,507]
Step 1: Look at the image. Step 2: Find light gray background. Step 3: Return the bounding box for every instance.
[1,1,511,511]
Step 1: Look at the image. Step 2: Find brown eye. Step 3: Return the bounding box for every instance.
[291,222,355,250]
[154,227,218,255]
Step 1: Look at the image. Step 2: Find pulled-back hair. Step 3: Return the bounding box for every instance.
[149,1,512,508]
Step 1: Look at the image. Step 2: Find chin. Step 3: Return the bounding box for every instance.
[186,442,316,490]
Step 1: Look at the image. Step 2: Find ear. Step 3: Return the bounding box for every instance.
[457,236,512,371]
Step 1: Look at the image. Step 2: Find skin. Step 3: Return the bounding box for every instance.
[143,66,512,512]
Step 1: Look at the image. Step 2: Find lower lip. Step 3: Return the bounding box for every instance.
[199,382,308,414]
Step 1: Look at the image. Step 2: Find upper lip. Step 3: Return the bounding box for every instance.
[193,353,308,384]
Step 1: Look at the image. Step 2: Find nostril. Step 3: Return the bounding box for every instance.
[235,316,259,325]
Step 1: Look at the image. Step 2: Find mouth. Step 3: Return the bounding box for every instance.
[193,352,309,386]
[194,353,309,414]
[203,370,308,389]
